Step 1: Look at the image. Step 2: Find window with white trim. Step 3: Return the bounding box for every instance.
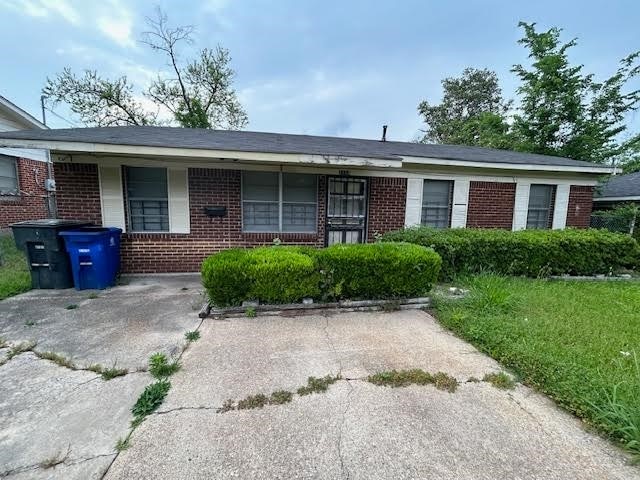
[0,155,18,195]
[242,172,317,233]
[526,184,554,229]
[421,180,452,228]
[125,167,169,232]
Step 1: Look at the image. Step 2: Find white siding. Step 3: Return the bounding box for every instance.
[167,168,190,234]
[99,166,126,231]
[404,178,423,227]
[552,184,571,229]
[512,182,531,231]
[450,180,470,228]
[0,108,48,162]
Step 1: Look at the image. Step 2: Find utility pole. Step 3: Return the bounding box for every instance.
[40,95,46,126]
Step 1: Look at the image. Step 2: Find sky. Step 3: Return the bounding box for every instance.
[0,0,638,142]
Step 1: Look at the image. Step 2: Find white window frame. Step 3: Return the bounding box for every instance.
[421,179,453,229]
[241,171,318,234]
[526,184,555,230]
[0,154,19,196]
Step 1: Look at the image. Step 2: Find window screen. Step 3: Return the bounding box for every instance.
[527,184,554,229]
[126,167,169,232]
[0,155,18,195]
[421,180,452,228]
[282,173,317,232]
[242,172,317,233]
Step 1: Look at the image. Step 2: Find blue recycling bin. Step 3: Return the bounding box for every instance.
[59,227,122,290]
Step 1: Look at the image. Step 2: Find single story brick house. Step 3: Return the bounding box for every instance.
[0,95,49,229]
[593,171,640,207]
[0,126,614,273]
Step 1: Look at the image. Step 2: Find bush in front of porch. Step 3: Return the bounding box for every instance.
[201,242,441,307]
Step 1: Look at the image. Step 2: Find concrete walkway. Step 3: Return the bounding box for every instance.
[104,310,639,480]
[0,275,203,479]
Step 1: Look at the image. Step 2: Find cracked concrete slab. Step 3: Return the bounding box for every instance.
[161,310,501,411]
[106,380,639,480]
[0,352,150,479]
[0,274,203,371]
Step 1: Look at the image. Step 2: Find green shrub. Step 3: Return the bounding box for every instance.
[201,242,441,305]
[311,242,441,300]
[381,227,640,280]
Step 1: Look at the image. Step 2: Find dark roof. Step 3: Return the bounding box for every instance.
[595,171,640,199]
[0,126,609,169]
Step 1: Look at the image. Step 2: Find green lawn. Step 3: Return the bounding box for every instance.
[435,275,640,456]
[0,234,31,300]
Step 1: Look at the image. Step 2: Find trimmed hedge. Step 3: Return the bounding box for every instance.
[201,242,441,306]
[310,242,441,300]
[380,227,640,280]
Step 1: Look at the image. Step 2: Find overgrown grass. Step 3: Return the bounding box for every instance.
[148,352,181,379]
[296,374,341,396]
[0,234,30,301]
[435,274,640,455]
[483,372,516,390]
[367,368,458,392]
[131,379,171,421]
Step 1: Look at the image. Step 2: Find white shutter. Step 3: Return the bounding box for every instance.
[168,168,190,234]
[512,182,531,231]
[404,178,423,227]
[98,166,126,231]
[552,184,570,229]
[450,180,470,228]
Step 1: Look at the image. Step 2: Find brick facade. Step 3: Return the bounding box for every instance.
[0,157,50,229]
[566,185,594,228]
[53,163,102,226]
[367,177,407,241]
[466,181,516,229]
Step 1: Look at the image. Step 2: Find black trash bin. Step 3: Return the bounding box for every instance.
[11,219,93,289]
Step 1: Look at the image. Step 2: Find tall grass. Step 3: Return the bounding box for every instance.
[436,274,640,457]
[0,234,30,300]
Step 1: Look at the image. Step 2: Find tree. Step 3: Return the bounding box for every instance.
[43,8,247,129]
[512,22,640,163]
[417,68,513,146]
[618,135,640,173]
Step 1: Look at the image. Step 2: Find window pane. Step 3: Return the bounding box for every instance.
[421,180,452,228]
[282,203,316,232]
[0,156,18,194]
[283,173,316,202]
[126,167,169,232]
[243,171,278,201]
[243,202,279,232]
[527,184,553,229]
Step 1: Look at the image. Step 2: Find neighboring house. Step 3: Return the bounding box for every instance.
[0,126,614,273]
[0,95,49,229]
[593,171,640,207]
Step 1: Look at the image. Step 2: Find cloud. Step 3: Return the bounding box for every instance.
[2,0,80,24]
[96,0,136,48]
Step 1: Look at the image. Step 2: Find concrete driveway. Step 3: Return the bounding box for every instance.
[1,279,638,480]
[105,310,638,480]
[0,275,203,479]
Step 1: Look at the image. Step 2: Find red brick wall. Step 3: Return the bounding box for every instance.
[53,163,102,225]
[566,185,594,228]
[0,158,50,229]
[367,177,407,241]
[467,181,516,229]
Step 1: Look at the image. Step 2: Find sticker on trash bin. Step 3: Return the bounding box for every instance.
[110,238,115,246]
[34,244,44,249]
[79,248,90,253]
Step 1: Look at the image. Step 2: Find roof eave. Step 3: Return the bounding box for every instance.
[0,97,48,130]
[593,196,640,202]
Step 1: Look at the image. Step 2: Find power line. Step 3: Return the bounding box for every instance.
[44,106,78,128]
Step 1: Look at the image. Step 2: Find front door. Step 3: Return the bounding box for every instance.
[326,177,368,245]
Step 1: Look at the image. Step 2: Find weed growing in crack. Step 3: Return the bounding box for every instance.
[184,330,201,342]
[297,374,341,396]
[483,372,516,390]
[24,319,36,327]
[39,446,70,469]
[367,369,458,392]
[7,341,36,359]
[467,376,481,383]
[269,390,293,405]
[65,304,78,310]
[148,353,181,379]
[101,365,128,380]
[245,306,256,318]
[37,351,75,369]
[217,399,236,413]
[237,393,269,410]
[86,292,99,299]
[115,437,130,451]
[131,379,171,422]
[0,337,7,348]
[432,372,459,392]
